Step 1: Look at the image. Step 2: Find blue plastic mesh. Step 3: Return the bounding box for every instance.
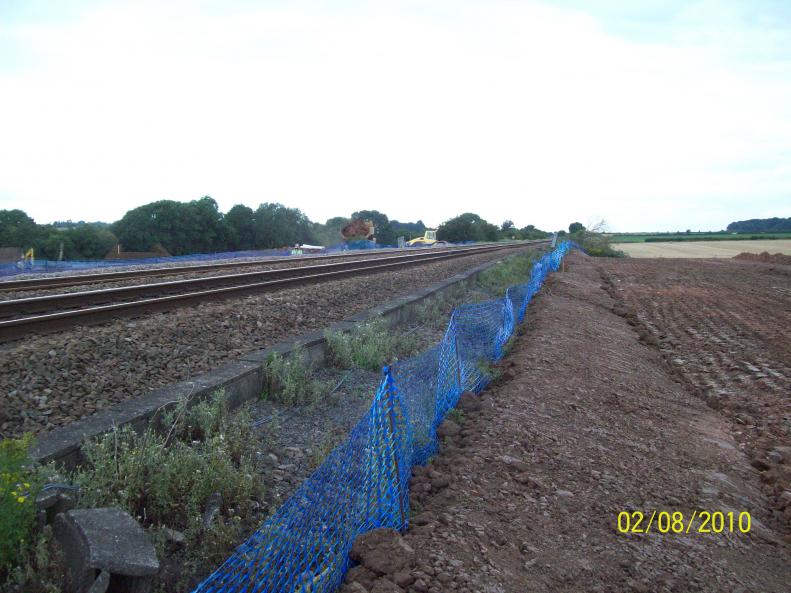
[192,241,575,593]
[0,241,402,278]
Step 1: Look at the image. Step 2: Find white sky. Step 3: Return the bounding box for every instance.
[1,0,790,231]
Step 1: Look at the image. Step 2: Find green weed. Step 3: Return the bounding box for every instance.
[73,391,262,528]
[476,359,503,384]
[476,252,536,296]
[68,390,264,593]
[447,408,466,426]
[415,284,467,329]
[1,437,66,592]
[0,435,38,572]
[325,319,419,371]
[261,351,326,405]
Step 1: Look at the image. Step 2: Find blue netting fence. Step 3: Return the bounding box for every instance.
[0,241,406,278]
[192,241,575,593]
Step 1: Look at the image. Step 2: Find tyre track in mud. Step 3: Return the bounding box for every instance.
[599,257,791,536]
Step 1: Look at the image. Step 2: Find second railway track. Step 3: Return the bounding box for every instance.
[0,242,545,341]
[0,244,449,292]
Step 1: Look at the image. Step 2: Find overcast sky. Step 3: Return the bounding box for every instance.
[1,0,790,232]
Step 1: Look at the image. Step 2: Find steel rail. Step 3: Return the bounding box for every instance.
[0,244,535,318]
[0,243,506,292]
[0,242,544,341]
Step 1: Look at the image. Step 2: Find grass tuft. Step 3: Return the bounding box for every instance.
[325,319,419,371]
[261,350,326,405]
[476,252,536,296]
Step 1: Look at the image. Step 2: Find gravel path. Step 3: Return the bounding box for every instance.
[0,248,531,439]
[339,252,791,593]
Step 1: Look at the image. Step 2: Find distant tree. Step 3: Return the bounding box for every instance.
[390,219,427,241]
[66,225,118,259]
[519,225,549,240]
[437,213,499,243]
[253,203,314,248]
[37,230,76,261]
[0,209,38,249]
[190,196,227,252]
[499,220,518,240]
[112,196,226,255]
[325,216,351,229]
[569,222,585,234]
[312,216,352,246]
[224,204,256,250]
[726,217,791,233]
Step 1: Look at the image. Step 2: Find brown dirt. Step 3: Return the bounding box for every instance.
[341,252,791,593]
[733,251,791,266]
[599,255,791,534]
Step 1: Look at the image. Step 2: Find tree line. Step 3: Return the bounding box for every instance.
[0,209,117,260]
[726,217,791,233]
[0,197,553,260]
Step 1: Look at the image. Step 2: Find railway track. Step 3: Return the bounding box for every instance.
[0,244,472,292]
[0,242,545,341]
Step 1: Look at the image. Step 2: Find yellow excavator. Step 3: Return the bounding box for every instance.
[406,229,446,247]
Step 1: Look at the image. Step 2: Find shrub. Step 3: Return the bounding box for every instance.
[261,351,326,405]
[325,319,418,371]
[1,437,65,592]
[71,391,263,534]
[62,391,266,593]
[571,230,625,257]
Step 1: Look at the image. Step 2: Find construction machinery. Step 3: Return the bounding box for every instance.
[406,229,447,247]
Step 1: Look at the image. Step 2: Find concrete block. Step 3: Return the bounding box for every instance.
[54,507,159,593]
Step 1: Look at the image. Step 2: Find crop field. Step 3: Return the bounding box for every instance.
[609,232,791,243]
[613,239,791,258]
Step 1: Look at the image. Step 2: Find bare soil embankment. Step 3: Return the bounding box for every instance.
[340,251,791,593]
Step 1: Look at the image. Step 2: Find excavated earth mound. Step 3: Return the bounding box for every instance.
[734,251,791,265]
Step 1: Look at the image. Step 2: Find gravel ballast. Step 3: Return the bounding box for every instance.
[0,248,452,299]
[1,249,532,439]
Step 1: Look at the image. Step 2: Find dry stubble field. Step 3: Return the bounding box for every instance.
[612,239,791,258]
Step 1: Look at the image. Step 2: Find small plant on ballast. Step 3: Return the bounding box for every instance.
[324,319,419,371]
[261,350,325,405]
[476,252,536,296]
